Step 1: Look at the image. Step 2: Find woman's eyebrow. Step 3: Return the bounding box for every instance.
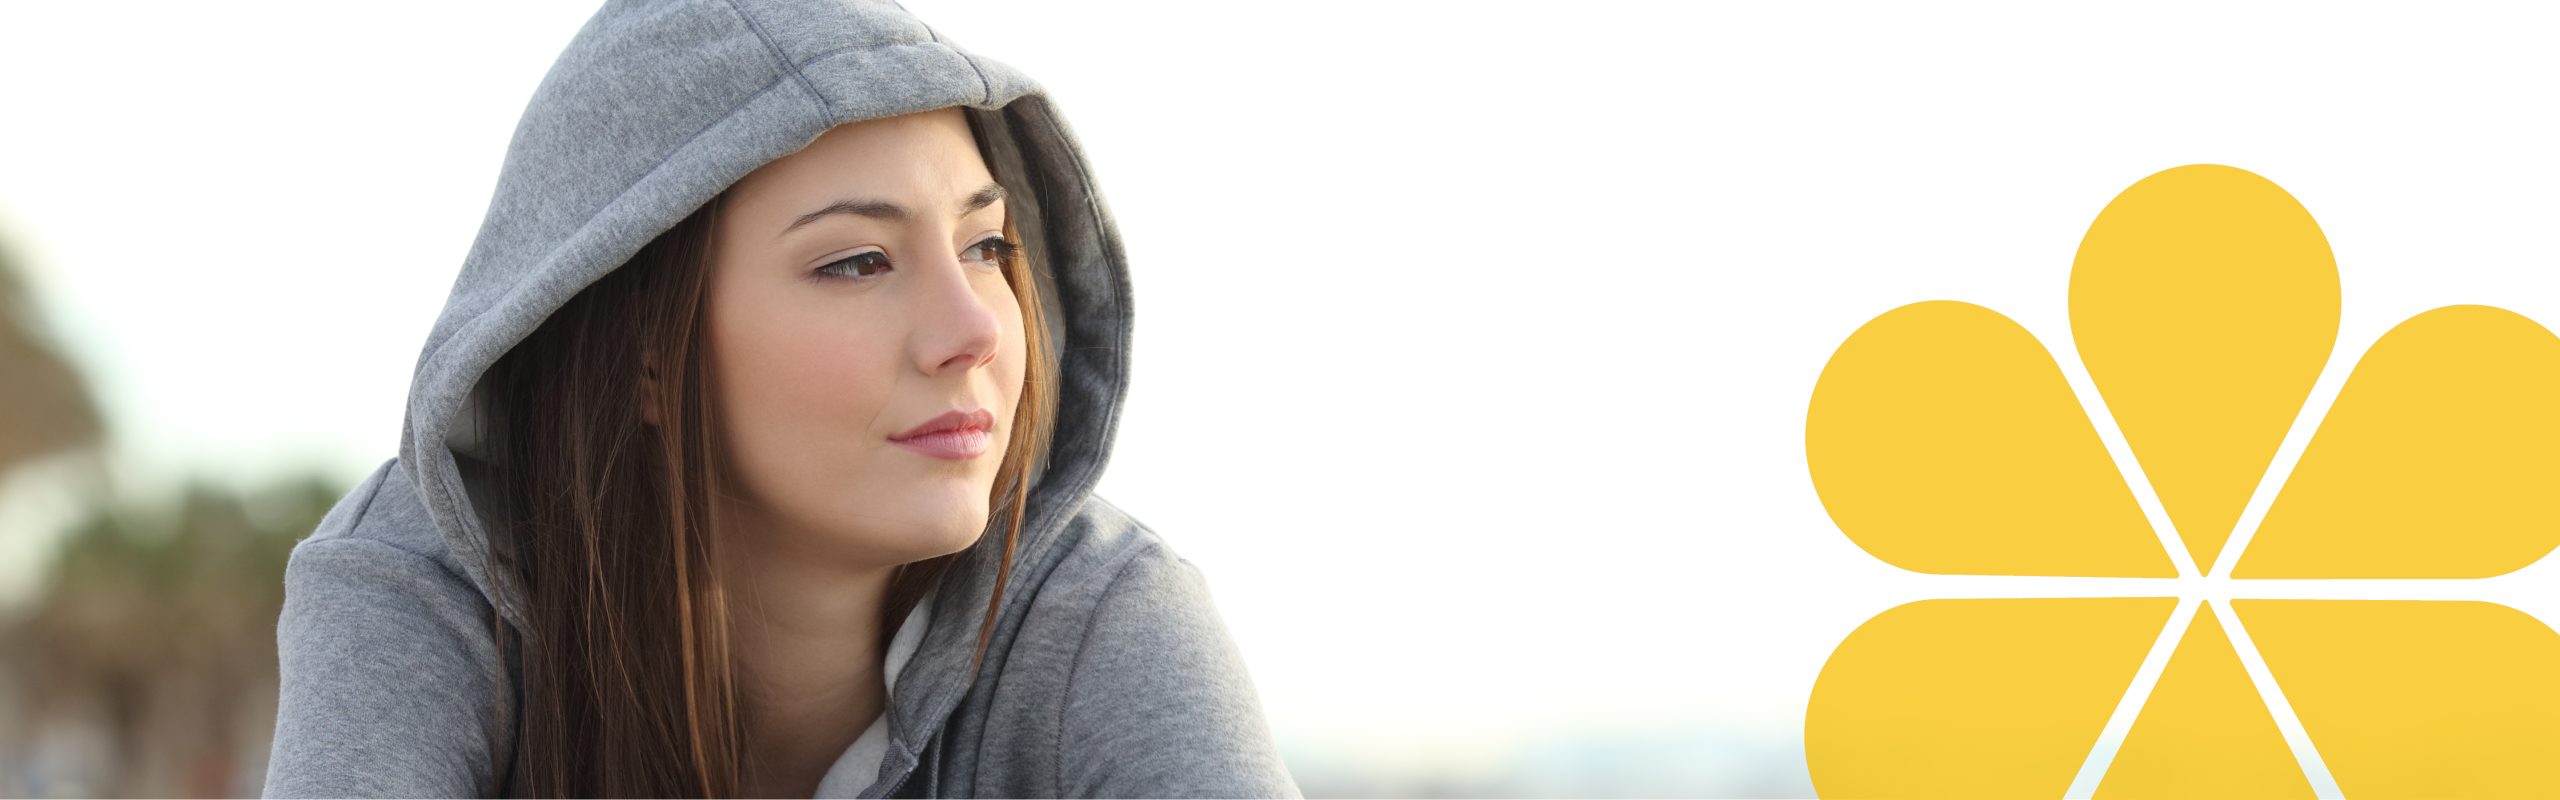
[778,182,1007,238]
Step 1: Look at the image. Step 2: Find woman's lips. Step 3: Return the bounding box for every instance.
[890,428,991,460]
[891,408,994,460]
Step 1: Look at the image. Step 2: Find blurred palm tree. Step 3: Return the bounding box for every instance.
[0,235,101,472]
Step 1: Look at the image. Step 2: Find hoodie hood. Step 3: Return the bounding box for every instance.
[394,0,1130,760]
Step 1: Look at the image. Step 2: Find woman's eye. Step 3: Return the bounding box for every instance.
[966,236,1018,266]
[817,250,892,279]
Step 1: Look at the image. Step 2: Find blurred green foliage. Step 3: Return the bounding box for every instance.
[2,479,340,797]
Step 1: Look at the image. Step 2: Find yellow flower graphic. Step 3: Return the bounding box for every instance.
[1804,164,2560,798]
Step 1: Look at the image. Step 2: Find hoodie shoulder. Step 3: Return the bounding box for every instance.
[301,458,492,578]
[265,459,512,798]
[974,497,1300,798]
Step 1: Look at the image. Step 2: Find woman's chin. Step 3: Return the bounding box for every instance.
[837,505,992,564]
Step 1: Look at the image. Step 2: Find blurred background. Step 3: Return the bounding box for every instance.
[5,1,2559,797]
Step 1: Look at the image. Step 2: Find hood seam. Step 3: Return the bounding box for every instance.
[956,50,994,106]
[908,18,994,107]
[720,0,832,118]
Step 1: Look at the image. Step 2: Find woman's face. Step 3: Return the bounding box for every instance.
[703,107,1025,567]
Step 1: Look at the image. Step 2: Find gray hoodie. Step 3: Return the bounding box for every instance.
[261,0,1298,796]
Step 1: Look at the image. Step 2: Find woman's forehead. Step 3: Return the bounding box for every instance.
[732,108,990,206]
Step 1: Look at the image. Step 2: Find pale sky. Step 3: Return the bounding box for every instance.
[6,2,2560,793]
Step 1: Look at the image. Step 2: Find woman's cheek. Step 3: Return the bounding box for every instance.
[765,319,898,463]
[716,300,893,507]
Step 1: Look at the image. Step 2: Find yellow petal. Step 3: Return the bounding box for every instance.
[2235,600,2560,797]
[2236,305,2560,578]
[1808,598,2175,798]
[2095,606,2313,799]
[1809,301,2175,577]
[2070,164,2339,571]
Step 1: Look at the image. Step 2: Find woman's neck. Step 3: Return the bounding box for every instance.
[724,523,896,797]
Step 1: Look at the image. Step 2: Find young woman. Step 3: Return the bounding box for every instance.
[262,1,1296,796]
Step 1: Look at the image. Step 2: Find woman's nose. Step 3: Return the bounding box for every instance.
[911,253,1004,375]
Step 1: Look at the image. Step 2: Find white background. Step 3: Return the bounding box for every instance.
[4,2,2558,795]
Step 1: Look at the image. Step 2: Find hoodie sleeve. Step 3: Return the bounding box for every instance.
[1055,546,1301,798]
[264,467,511,798]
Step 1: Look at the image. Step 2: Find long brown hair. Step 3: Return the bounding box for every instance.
[477,134,1056,797]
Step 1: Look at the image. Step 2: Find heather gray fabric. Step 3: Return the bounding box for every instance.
[262,1,1297,796]
[815,593,930,796]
